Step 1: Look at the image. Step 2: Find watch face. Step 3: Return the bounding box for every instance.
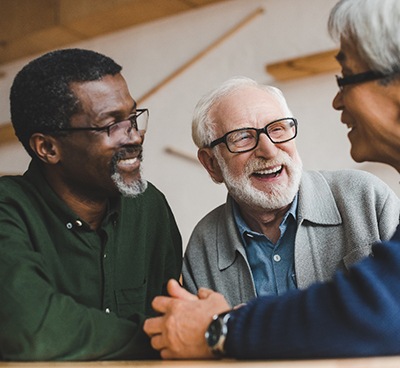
[206,318,222,347]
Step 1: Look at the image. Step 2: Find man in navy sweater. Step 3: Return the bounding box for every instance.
[144,0,400,359]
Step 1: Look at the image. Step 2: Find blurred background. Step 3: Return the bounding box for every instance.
[1,0,398,247]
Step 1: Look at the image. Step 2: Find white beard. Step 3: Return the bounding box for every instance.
[215,149,302,211]
[111,167,148,198]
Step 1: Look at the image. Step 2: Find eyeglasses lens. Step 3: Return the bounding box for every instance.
[107,110,149,138]
[226,119,296,153]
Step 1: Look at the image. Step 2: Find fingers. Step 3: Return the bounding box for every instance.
[148,332,165,351]
[143,315,163,337]
[160,348,174,360]
[197,287,215,299]
[147,331,175,358]
[167,279,198,301]
[150,295,174,314]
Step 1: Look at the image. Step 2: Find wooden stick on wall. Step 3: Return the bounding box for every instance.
[164,146,199,164]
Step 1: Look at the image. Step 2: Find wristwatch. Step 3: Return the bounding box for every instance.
[205,310,232,357]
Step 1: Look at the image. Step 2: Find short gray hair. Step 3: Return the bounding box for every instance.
[192,76,292,148]
[328,0,400,76]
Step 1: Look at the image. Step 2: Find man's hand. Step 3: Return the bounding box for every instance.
[143,279,231,359]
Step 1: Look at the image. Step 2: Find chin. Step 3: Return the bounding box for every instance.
[350,147,370,164]
[111,171,148,198]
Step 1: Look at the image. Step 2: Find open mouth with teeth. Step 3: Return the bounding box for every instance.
[252,165,283,179]
[119,157,139,166]
[115,155,142,174]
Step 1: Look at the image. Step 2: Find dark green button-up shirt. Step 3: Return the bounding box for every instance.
[0,160,182,360]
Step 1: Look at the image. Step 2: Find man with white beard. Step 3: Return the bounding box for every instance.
[182,76,400,307]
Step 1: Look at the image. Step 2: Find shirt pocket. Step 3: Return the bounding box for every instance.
[115,280,147,319]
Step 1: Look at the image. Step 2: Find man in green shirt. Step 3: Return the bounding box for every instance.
[0,48,182,360]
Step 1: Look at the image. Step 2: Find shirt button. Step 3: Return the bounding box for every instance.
[103,254,107,259]
[105,308,111,314]
[66,223,73,229]
[75,220,83,227]
[273,254,281,262]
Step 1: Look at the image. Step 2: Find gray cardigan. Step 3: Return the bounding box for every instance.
[183,170,400,307]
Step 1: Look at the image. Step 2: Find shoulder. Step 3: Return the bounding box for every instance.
[304,168,381,182]
[0,175,30,202]
[123,181,167,204]
[192,202,227,232]
[187,201,233,252]
[120,181,174,218]
[304,169,393,193]
[302,170,400,215]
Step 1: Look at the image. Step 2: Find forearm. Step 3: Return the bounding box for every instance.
[225,241,400,359]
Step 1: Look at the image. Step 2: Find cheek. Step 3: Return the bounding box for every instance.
[352,104,393,140]
[345,87,397,129]
[80,147,115,177]
[280,142,300,163]
[232,156,252,175]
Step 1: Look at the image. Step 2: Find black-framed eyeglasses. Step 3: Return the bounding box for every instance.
[49,108,149,138]
[208,117,298,154]
[336,71,392,91]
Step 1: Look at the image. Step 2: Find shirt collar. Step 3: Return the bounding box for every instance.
[232,194,298,239]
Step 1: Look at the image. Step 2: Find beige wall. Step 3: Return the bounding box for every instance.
[0,0,398,246]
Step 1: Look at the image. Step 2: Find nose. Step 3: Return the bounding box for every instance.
[125,123,144,144]
[332,89,344,111]
[253,132,278,159]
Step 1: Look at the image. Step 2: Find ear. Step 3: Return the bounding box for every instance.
[197,148,224,183]
[29,133,61,165]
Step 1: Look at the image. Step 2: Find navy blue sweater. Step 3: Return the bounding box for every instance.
[226,224,400,358]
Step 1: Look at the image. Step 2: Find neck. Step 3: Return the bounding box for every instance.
[237,201,291,244]
[61,194,108,230]
[44,168,108,230]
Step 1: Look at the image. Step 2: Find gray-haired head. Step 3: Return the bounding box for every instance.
[328,0,400,77]
[192,76,292,148]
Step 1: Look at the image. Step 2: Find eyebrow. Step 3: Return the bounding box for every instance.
[98,101,138,120]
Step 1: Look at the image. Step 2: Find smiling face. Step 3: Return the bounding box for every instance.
[332,40,400,172]
[200,86,302,211]
[54,73,147,200]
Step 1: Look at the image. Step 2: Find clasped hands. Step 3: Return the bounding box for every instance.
[143,279,231,359]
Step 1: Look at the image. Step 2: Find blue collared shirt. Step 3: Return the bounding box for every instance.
[233,195,298,296]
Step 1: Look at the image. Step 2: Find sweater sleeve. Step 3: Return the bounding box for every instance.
[225,226,400,359]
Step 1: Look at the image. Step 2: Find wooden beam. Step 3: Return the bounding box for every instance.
[59,0,192,38]
[0,123,17,146]
[0,0,228,66]
[266,49,340,81]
